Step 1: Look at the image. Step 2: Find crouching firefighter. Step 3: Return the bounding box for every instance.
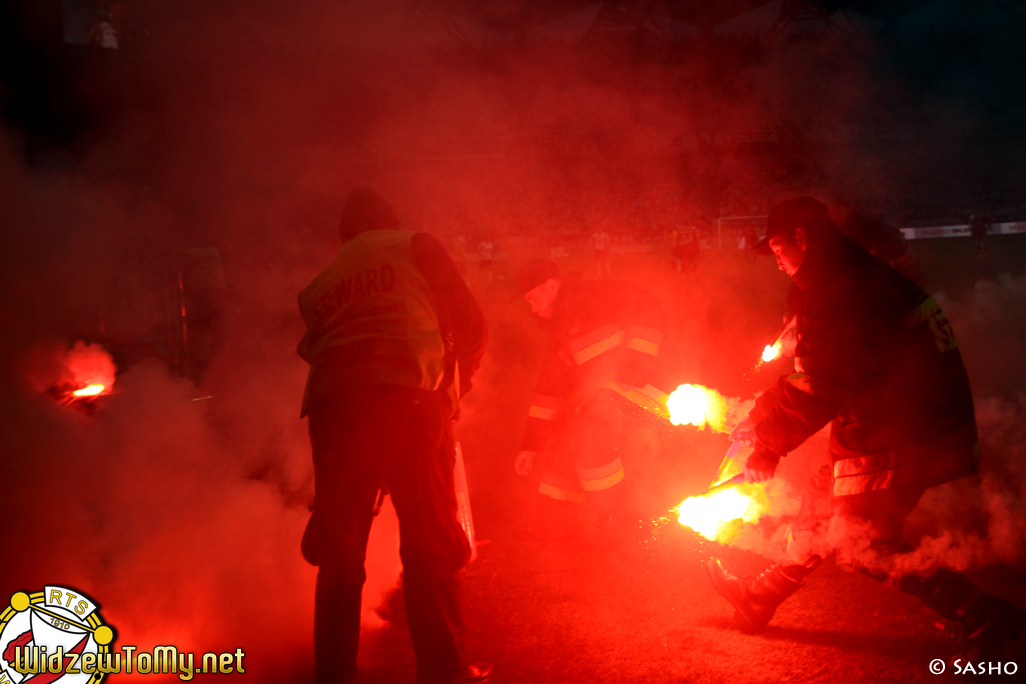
[514,259,668,542]
[708,198,1026,662]
[297,187,492,684]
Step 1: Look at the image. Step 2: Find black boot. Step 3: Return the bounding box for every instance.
[949,588,1026,663]
[533,495,581,542]
[707,559,806,632]
[895,569,1026,662]
[587,484,636,547]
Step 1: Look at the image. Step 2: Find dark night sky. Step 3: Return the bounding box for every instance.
[1,0,1021,160]
[435,0,929,29]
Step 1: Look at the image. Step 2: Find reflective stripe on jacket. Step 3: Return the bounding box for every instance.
[831,424,979,496]
[521,273,666,452]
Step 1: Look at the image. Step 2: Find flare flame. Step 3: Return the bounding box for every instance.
[761,342,781,363]
[676,486,766,542]
[666,384,728,432]
[72,384,107,397]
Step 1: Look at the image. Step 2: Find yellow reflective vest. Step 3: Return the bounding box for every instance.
[297,230,446,416]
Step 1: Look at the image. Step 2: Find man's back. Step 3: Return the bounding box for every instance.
[298,230,486,416]
[793,234,974,452]
[301,186,492,684]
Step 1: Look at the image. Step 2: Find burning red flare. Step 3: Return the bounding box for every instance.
[666,384,728,432]
[72,384,107,397]
[761,342,781,363]
[47,341,117,407]
[677,488,761,541]
[674,441,771,543]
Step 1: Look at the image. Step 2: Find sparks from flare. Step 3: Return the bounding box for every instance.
[666,384,728,431]
[72,384,106,397]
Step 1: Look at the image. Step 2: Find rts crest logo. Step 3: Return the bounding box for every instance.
[0,586,115,683]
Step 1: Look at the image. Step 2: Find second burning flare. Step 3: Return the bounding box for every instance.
[663,385,771,543]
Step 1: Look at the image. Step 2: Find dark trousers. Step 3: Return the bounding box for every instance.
[539,390,647,503]
[307,385,469,684]
[789,465,926,556]
[789,466,981,619]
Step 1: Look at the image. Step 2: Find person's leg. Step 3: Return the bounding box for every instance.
[575,391,643,542]
[308,394,382,684]
[380,388,471,684]
[780,464,835,575]
[840,486,1026,660]
[535,416,585,541]
[707,465,832,631]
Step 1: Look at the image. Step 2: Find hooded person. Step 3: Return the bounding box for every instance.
[709,197,1025,663]
[297,186,492,684]
[513,259,668,543]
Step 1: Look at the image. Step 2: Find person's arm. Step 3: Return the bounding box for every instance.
[746,287,867,481]
[296,292,312,363]
[516,335,575,475]
[411,233,487,394]
[752,380,840,452]
[522,335,574,449]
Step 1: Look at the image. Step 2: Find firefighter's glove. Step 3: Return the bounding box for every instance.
[744,445,780,483]
[729,416,756,446]
[515,450,537,476]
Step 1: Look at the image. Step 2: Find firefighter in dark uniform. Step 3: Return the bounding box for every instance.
[514,259,667,540]
[298,187,492,684]
[779,196,924,344]
[709,198,1025,662]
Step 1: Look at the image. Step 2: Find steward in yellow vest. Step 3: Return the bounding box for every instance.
[298,228,447,415]
[298,187,491,684]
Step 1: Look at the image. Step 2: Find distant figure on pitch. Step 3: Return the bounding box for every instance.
[669,228,684,274]
[970,214,992,257]
[681,228,701,278]
[741,225,759,262]
[590,229,612,275]
[477,238,495,283]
